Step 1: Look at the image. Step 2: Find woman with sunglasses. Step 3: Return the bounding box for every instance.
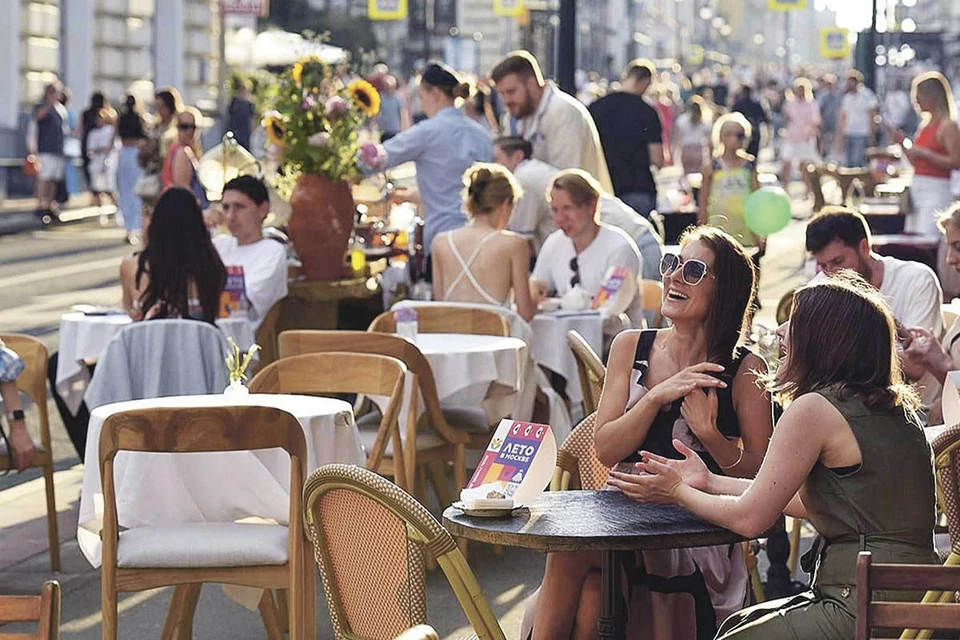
[609,273,937,639]
[161,105,208,209]
[527,226,773,640]
[698,113,760,249]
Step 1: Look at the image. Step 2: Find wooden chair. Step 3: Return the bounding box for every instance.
[394,626,439,640]
[99,406,314,640]
[249,351,409,491]
[302,464,507,640]
[369,305,510,337]
[550,413,767,604]
[0,580,60,640]
[251,300,284,376]
[0,333,59,571]
[565,331,606,417]
[276,330,470,502]
[640,279,664,328]
[856,551,960,639]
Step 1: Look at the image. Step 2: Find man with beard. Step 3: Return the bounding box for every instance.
[490,50,613,193]
[806,207,942,334]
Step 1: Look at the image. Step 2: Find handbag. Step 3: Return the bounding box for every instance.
[134,173,162,199]
[23,154,40,178]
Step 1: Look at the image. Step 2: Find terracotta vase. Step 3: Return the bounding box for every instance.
[288,173,355,281]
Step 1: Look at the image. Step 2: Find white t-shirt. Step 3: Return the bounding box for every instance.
[213,235,288,330]
[877,255,943,333]
[509,157,559,252]
[533,223,642,322]
[673,112,712,147]
[841,88,879,137]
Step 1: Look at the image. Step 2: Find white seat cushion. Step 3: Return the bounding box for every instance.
[117,522,289,569]
[440,407,494,434]
[357,424,447,457]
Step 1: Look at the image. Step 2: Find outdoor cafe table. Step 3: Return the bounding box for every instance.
[529,310,604,406]
[77,393,365,568]
[55,311,255,416]
[444,490,774,640]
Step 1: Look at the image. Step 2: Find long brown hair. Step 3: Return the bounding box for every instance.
[679,226,756,363]
[769,272,920,412]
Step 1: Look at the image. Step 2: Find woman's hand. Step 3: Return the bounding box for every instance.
[903,327,952,376]
[202,207,223,229]
[8,421,36,472]
[649,363,726,406]
[607,440,710,504]
[681,388,720,444]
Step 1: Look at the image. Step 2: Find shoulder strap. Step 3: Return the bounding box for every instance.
[443,232,505,306]
[632,330,658,381]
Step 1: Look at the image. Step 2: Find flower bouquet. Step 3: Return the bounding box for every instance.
[224,337,260,396]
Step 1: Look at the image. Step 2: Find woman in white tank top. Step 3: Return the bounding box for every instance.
[430,162,537,321]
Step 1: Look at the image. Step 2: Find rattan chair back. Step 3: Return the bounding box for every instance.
[566,331,606,416]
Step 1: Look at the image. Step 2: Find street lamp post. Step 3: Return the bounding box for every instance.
[558,0,577,93]
[865,0,878,91]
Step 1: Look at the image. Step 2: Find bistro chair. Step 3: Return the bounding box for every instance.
[249,351,408,491]
[565,331,606,417]
[0,580,60,640]
[302,464,507,640]
[0,333,60,571]
[98,406,313,640]
[251,300,284,376]
[640,279,665,328]
[394,626,440,640]
[855,551,960,640]
[277,330,470,504]
[369,305,510,337]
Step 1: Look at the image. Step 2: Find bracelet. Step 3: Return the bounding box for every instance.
[719,447,744,470]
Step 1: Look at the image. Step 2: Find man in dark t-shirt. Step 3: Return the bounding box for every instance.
[731,85,769,159]
[226,84,255,151]
[588,59,664,218]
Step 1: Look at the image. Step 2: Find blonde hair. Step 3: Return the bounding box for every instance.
[462,163,522,218]
[547,169,602,212]
[177,106,204,155]
[711,112,752,158]
[912,71,957,121]
[787,77,813,102]
[937,200,960,233]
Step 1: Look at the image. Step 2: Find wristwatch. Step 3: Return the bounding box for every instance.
[5,409,24,423]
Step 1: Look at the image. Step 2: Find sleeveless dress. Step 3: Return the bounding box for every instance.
[615,330,753,640]
[717,388,938,639]
[442,231,510,307]
[706,157,755,247]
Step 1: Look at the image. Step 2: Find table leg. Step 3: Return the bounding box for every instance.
[598,549,625,640]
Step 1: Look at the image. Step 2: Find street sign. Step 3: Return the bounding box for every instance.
[494,0,524,18]
[767,0,806,10]
[220,0,269,16]
[369,0,408,20]
[820,27,850,59]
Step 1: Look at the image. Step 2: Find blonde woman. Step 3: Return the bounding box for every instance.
[780,77,821,191]
[673,95,713,174]
[895,72,960,239]
[161,105,208,208]
[698,113,760,248]
[431,163,536,321]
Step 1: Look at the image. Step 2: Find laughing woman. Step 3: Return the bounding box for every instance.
[529,226,773,640]
[610,273,938,639]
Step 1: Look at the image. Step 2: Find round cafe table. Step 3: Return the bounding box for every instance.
[444,490,774,640]
[529,311,604,406]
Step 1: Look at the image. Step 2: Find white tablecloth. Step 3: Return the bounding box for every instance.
[56,312,255,415]
[529,311,604,405]
[77,393,364,568]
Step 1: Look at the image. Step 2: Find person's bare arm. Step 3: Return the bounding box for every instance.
[120,257,139,317]
[171,149,194,189]
[1,380,35,472]
[916,122,960,171]
[511,236,536,322]
[697,161,712,224]
[649,143,665,170]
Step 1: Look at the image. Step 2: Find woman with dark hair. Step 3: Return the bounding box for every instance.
[610,273,938,639]
[368,62,493,275]
[117,95,146,243]
[81,91,107,194]
[120,187,226,323]
[528,227,773,639]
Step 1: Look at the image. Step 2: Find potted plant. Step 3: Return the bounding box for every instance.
[263,56,381,281]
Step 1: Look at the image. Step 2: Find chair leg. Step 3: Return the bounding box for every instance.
[426,462,452,508]
[258,591,284,640]
[162,583,201,640]
[161,586,189,640]
[290,552,317,640]
[41,461,60,572]
[100,579,118,640]
[274,589,289,633]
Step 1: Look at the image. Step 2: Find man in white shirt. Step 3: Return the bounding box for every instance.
[213,176,288,330]
[493,135,558,253]
[490,50,614,194]
[836,70,878,168]
[532,169,643,325]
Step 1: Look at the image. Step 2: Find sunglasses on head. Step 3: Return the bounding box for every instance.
[660,253,714,286]
[569,256,581,288]
[177,123,196,131]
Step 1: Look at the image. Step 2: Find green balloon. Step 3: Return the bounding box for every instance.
[744,186,792,237]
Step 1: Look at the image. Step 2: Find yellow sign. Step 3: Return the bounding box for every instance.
[368,0,407,20]
[767,0,806,10]
[494,0,524,18]
[819,28,850,59]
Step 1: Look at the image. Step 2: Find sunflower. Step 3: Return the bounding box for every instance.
[263,112,287,147]
[347,79,381,117]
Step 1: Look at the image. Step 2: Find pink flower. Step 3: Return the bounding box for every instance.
[308,131,331,147]
[325,96,349,121]
[300,95,317,111]
[358,141,386,169]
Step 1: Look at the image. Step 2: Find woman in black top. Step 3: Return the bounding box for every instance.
[117,95,146,243]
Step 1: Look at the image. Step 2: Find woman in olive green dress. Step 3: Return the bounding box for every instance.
[608,272,939,639]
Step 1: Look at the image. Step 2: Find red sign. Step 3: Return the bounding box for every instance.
[221,0,270,16]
